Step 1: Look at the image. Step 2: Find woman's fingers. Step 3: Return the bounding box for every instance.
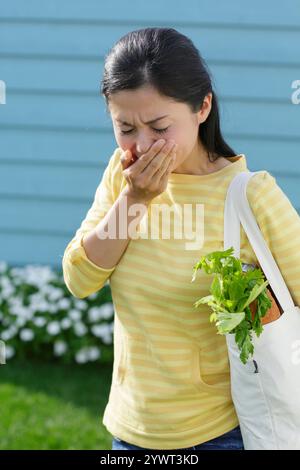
[120,138,178,203]
[155,144,177,180]
[141,140,175,181]
[135,139,167,174]
[120,150,132,170]
[160,152,176,188]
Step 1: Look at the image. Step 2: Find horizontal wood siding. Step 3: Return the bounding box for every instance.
[0,0,299,267]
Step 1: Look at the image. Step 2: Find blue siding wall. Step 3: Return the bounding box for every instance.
[0,0,300,268]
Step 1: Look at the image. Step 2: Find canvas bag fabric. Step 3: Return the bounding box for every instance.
[223,170,300,450]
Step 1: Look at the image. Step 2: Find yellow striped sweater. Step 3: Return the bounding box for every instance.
[62,148,300,450]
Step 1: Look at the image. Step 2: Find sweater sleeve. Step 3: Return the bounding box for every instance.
[62,147,123,299]
[246,170,300,307]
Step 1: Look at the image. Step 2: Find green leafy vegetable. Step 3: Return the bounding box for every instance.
[191,247,272,364]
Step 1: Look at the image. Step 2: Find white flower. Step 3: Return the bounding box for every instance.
[60,318,71,330]
[74,299,88,310]
[1,325,18,341]
[15,316,27,328]
[33,317,47,328]
[57,298,71,310]
[88,303,114,322]
[88,307,103,323]
[91,323,111,338]
[47,321,61,336]
[0,277,15,299]
[1,277,13,290]
[9,297,24,310]
[99,303,114,319]
[69,309,81,321]
[87,346,101,361]
[48,304,58,314]
[73,322,87,337]
[53,340,68,356]
[10,303,33,320]
[5,345,15,359]
[10,267,22,277]
[34,301,49,313]
[14,265,56,288]
[75,346,101,363]
[75,349,89,364]
[102,334,112,345]
[1,328,15,341]
[87,292,98,300]
[20,328,34,342]
[28,293,50,312]
[46,287,64,302]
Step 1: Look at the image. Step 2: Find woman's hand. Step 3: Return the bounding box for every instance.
[120,139,177,203]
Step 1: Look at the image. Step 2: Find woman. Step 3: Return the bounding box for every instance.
[62,28,300,451]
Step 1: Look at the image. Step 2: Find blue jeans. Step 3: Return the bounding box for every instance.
[112,425,244,450]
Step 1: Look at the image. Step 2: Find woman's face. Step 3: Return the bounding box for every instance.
[108,85,212,173]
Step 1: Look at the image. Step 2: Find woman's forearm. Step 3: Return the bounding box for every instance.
[82,187,150,269]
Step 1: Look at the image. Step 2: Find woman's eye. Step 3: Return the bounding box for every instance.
[120,127,169,135]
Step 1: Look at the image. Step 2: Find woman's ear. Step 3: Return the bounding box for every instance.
[197,92,213,125]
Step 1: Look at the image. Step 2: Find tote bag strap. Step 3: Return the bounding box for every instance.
[224,170,295,312]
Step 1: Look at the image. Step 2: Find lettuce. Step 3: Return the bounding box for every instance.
[191,247,272,364]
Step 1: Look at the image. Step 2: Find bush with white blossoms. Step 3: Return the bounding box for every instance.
[0,261,115,365]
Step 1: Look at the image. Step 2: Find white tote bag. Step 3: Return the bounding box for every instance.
[223,170,300,450]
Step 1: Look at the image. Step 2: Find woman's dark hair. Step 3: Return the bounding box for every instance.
[100,27,236,162]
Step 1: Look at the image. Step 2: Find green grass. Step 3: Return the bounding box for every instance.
[0,357,114,450]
